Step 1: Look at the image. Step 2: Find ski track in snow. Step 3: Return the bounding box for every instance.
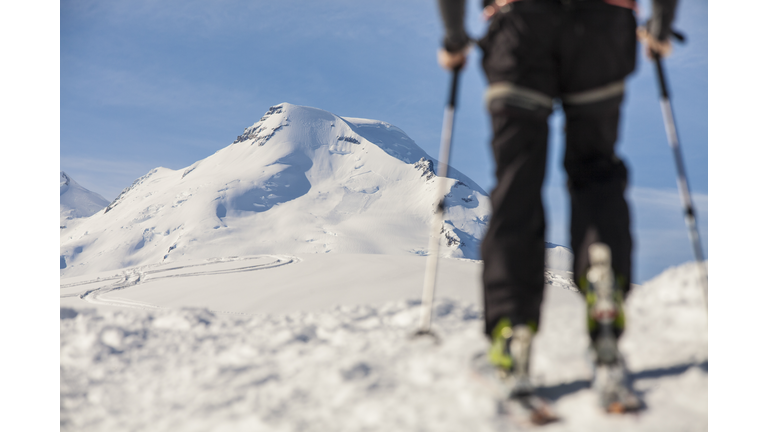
[62,255,299,313]
[60,260,707,432]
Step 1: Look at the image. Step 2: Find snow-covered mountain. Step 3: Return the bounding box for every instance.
[545,242,574,271]
[60,103,493,276]
[60,171,110,228]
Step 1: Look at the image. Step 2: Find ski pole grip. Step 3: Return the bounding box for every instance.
[652,54,670,99]
[448,68,460,109]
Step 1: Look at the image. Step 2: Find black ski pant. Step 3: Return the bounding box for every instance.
[478,1,637,337]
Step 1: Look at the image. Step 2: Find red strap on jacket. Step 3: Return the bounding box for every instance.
[602,0,637,11]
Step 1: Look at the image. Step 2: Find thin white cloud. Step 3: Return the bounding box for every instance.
[60,156,160,176]
[62,0,439,41]
[629,186,708,227]
[540,184,707,282]
[63,60,254,112]
[628,186,708,281]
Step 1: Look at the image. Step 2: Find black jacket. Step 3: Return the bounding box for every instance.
[438,0,679,52]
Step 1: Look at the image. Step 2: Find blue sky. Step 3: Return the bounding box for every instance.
[59,0,707,283]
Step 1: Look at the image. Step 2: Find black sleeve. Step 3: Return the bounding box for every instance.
[437,0,470,53]
[647,0,679,41]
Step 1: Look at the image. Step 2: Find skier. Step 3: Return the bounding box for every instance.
[436,0,679,414]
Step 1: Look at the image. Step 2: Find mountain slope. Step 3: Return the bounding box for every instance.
[60,103,491,276]
[60,171,110,228]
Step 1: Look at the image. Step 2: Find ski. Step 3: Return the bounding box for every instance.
[592,360,643,413]
[470,352,559,427]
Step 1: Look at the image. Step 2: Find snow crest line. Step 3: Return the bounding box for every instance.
[66,255,300,311]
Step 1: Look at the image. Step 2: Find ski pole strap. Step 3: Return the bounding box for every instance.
[483,0,637,19]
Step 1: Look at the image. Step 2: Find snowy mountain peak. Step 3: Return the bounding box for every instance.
[229,103,485,192]
[60,171,110,229]
[233,103,289,146]
[414,157,436,181]
[60,104,492,276]
[61,171,71,189]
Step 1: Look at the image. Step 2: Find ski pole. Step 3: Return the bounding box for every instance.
[651,49,708,311]
[413,67,461,341]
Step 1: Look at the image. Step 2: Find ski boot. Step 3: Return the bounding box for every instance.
[488,318,536,396]
[486,318,557,425]
[584,243,642,413]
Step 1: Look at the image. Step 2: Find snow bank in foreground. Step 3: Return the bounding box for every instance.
[61,300,494,432]
[60,262,707,432]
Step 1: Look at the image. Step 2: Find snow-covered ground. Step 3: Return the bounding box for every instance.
[60,255,707,432]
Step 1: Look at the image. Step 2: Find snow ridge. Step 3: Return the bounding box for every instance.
[104,168,162,214]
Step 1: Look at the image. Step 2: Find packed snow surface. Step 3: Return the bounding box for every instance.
[60,255,707,432]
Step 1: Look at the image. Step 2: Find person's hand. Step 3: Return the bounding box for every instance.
[437,45,470,71]
[637,26,673,59]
